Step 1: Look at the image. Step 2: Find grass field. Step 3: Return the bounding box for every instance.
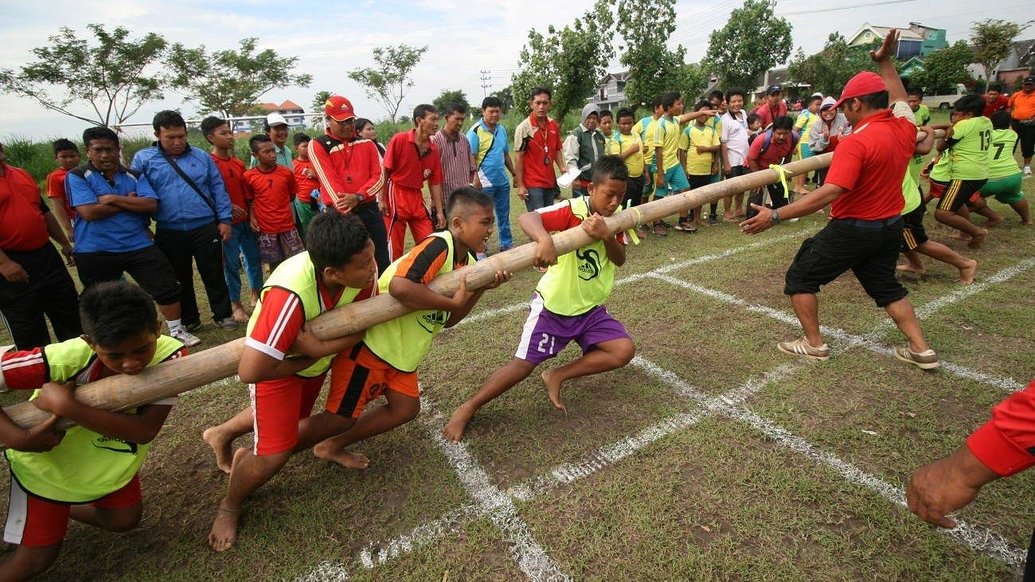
[2,130,1035,580]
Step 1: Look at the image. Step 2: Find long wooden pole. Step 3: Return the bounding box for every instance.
[7,138,925,429]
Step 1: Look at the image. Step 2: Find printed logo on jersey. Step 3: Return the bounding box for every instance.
[418,310,447,333]
[93,436,138,454]
[576,248,601,281]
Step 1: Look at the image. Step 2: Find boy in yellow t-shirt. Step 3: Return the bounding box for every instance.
[614,109,647,237]
[677,100,721,231]
[444,156,637,442]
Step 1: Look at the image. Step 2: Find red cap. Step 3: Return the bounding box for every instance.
[833,72,887,109]
[324,95,356,121]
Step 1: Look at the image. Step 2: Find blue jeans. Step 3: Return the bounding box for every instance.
[525,187,558,211]
[485,183,512,250]
[223,222,263,302]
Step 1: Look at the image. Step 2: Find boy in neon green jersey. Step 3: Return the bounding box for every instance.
[967,111,1031,225]
[929,94,993,248]
[444,156,638,442]
[0,281,187,579]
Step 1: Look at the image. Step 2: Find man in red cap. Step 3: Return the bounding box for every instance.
[741,30,938,370]
[309,95,390,272]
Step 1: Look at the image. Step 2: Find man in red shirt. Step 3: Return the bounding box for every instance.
[513,87,566,211]
[982,83,1009,118]
[382,104,445,261]
[741,30,937,370]
[309,95,390,272]
[0,143,81,350]
[907,377,1035,579]
[753,85,789,130]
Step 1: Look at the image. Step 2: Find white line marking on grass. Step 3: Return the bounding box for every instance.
[630,356,1026,567]
[420,398,570,582]
[456,229,812,327]
[649,273,1027,393]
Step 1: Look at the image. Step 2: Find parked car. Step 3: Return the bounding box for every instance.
[921,84,968,110]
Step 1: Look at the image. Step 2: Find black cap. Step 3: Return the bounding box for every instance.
[767,85,782,95]
[1024,75,1035,84]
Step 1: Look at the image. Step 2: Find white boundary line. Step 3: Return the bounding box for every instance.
[456,229,812,327]
[648,273,1027,393]
[630,356,1026,567]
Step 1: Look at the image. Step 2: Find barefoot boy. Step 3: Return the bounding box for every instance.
[206,212,377,551]
[444,156,637,442]
[310,188,510,467]
[0,281,186,580]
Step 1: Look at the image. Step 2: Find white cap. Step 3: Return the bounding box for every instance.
[811,91,823,98]
[265,113,289,127]
[820,96,838,110]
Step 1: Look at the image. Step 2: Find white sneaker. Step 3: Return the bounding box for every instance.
[169,327,201,347]
[1024,166,1032,178]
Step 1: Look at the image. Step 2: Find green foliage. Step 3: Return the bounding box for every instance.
[488,85,515,113]
[616,0,701,107]
[910,41,975,96]
[704,0,792,90]
[0,24,167,127]
[432,89,471,115]
[166,37,312,118]
[787,33,877,97]
[311,90,332,113]
[970,19,1029,91]
[346,44,428,124]
[511,0,615,120]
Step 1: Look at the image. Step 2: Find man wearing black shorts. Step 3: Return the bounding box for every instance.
[68,127,199,347]
[741,29,938,370]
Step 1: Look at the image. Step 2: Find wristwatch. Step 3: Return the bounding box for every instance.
[771,208,781,224]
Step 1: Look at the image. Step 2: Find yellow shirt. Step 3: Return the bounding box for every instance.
[611,131,644,178]
[678,123,720,176]
[633,115,659,166]
[650,116,684,171]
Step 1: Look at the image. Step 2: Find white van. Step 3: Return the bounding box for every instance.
[921,84,968,110]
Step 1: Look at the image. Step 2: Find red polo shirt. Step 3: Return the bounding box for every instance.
[754,100,788,129]
[210,153,249,224]
[982,94,1009,117]
[516,114,562,188]
[383,130,443,190]
[0,164,50,251]
[825,109,915,220]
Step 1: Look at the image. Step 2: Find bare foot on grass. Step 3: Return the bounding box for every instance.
[202,426,235,474]
[896,263,926,276]
[313,444,370,469]
[208,501,240,552]
[967,229,988,249]
[541,369,566,412]
[957,259,978,285]
[443,405,475,442]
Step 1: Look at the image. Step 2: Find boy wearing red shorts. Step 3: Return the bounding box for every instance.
[382,104,445,261]
[313,188,509,467]
[444,157,637,442]
[205,212,378,551]
[244,135,304,270]
[0,281,185,579]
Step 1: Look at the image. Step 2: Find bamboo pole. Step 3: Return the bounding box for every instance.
[9,130,943,429]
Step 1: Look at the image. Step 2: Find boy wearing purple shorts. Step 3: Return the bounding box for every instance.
[444,156,637,442]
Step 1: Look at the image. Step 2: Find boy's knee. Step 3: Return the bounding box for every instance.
[101,506,143,533]
[613,340,636,366]
[7,543,62,577]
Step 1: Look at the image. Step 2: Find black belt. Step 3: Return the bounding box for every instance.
[833,216,902,229]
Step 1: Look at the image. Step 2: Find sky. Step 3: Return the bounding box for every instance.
[0,0,1030,141]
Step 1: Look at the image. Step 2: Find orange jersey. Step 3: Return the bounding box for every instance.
[243,165,296,234]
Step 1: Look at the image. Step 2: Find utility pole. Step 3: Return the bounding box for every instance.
[480,70,491,97]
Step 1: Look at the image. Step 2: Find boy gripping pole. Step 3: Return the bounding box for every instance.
[0,282,186,579]
[311,189,510,467]
[206,212,378,552]
[444,156,637,442]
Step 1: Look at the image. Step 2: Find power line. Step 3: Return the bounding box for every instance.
[776,0,919,17]
[480,70,492,97]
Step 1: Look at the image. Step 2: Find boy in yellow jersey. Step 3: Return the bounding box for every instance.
[897,126,978,283]
[632,95,664,203]
[313,189,510,460]
[968,111,1031,225]
[0,281,186,579]
[444,156,638,442]
[614,109,648,237]
[928,95,993,248]
[792,94,823,195]
[677,100,722,231]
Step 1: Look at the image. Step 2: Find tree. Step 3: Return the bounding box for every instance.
[704,0,792,90]
[0,24,167,127]
[432,89,471,115]
[511,0,615,120]
[787,33,877,97]
[616,0,690,107]
[166,37,312,118]
[911,41,974,96]
[346,44,428,123]
[311,90,332,113]
[489,86,514,113]
[971,19,1029,92]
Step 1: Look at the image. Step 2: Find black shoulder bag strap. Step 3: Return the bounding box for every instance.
[159,151,218,219]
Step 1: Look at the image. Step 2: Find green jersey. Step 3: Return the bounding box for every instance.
[988,128,1021,180]
[946,116,992,180]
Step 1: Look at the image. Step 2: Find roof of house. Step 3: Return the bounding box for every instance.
[259,100,305,112]
[598,70,631,84]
